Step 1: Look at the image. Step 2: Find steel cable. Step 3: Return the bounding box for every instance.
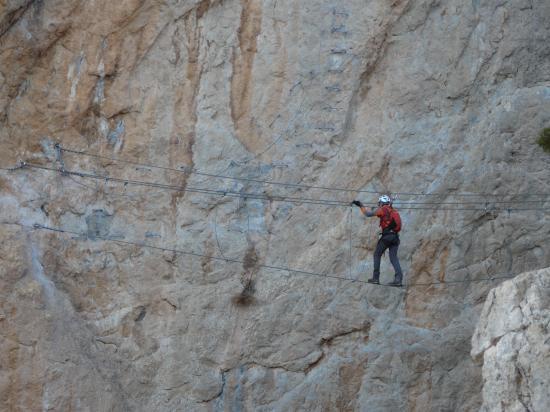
[58,145,550,200]
[11,163,550,212]
[1,221,518,288]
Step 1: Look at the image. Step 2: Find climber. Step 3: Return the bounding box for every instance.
[351,195,403,287]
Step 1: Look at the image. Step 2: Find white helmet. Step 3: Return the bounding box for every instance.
[378,195,392,204]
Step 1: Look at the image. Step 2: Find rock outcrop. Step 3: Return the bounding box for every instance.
[1,0,549,411]
[472,268,550,412]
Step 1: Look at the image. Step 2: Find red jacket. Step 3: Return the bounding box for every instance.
[375,205,402,232]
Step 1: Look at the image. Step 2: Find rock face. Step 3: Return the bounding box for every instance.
[1,0,549,411]
[471,268,550,412]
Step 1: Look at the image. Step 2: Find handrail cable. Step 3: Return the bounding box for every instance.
[16,162,550,212]
[58,145,550,199]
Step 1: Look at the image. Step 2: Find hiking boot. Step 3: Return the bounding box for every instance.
[388,280,402,287]
[367,278,380,285]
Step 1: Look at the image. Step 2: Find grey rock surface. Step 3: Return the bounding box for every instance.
[472,268,550,412]
[0,0,549,411]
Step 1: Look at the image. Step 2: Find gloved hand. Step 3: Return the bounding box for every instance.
[351,200,363,207]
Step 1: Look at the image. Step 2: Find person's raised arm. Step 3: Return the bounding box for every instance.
[351,200,376,217]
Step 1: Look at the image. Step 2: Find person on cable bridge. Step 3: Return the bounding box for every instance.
[351,195,403,287]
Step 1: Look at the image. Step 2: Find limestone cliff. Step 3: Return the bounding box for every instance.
[472,268,550,412]
[1,0,549,411]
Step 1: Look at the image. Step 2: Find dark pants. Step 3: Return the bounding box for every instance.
[373,232,403,283]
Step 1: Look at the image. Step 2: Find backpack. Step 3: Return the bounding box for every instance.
[382,206,402,233]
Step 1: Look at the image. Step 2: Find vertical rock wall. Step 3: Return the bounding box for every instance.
[1,0,549,410]
[472,268,550,412]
